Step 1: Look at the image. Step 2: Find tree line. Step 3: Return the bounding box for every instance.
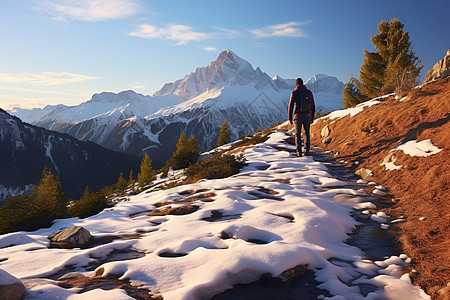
[0,121,233,234]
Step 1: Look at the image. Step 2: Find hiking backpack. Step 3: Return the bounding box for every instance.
[294,90,312,114]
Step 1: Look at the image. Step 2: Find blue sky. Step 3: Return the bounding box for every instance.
[1,0,449,109]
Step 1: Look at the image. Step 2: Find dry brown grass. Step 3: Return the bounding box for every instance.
[310,77,450,298]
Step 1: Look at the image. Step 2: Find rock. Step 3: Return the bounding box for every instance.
[322,137,332,144]
[321,125,330,138]
[0,269,27,300]
[48,226,93,248]
[279,265,308,283]
[424,49,450,82]
[436,283,450,299]
[149,205,199,216]
[355,168,373,180]
[58,272,86,281]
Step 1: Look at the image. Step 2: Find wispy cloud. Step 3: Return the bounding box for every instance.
[129,24,214,45]
[250,21,310,38]
[36,0,141,22]
[203,47,218,52]
[130,24,242,45]
[0,72,99,85]
[0,86,88,96]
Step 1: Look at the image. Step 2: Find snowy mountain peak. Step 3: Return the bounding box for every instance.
[153,49,276,99]
[89,90,148,103]
[304,74,345,94]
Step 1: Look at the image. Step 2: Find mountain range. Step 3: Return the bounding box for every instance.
[0,108,140,200]
[9,50,344,167]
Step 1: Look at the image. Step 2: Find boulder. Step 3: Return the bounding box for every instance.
[0,269,27,300]
[355,168,373,180]
[48,226,93,248]
[321,125,330,138]
[424,50,450,82]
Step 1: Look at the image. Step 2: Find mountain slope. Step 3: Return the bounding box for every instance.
[0,128,428,300]
[8,50,345,167]
[0,109,140,199]
[309,77,449,297]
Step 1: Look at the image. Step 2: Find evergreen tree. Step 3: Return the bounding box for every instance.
[170,132,200,170]
[68,186,109,219]
[372,18,422,93]
[344,18,422,106]
[137,153,156,187]
[217,121,231,147]
[128,169,136,191]
[358,50,386,99]
[115,172,128,193]
[35,166,66,221]
[343,76,368,108]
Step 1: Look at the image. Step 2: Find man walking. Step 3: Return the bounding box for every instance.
[288,78,315,156]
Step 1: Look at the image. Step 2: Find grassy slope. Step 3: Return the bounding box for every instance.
[309,77,449,298]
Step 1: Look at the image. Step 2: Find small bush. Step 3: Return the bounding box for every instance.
[184,153,246,182]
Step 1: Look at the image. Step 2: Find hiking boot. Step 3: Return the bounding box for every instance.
[305,151,311,156]
[296,152,302,157]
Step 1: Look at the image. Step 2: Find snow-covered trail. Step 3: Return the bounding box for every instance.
[0,130,429,300]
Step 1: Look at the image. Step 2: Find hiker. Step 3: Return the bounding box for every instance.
[288,78,315,156]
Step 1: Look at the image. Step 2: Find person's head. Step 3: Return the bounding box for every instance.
[295,78,303,86]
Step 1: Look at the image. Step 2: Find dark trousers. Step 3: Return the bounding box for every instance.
[294,115,311,155]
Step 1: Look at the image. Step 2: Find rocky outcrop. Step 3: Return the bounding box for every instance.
[0,269,27,300]
[424,50,450,82]
[48,226,93,248]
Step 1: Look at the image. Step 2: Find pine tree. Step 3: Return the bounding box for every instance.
[115,172,128,193]
[358,50,386,99]
[344,18,422,107]
[137,153,156,187]
[35,166,66,221]
[217,121,231,147]
[68,186,109,219]
[372,18,422,93]
[128,170,136,191]
[343,76,368,108]
[170,132,200,170]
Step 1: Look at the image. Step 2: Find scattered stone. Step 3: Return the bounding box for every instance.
[48,226,93,248]
[424,49,450,82]
[202,210,224,222]
[355,168,373,180]
[376,212,389,218]
[58,272,86,280]
[322,137,332,144]
[391,218,406,223]
[380,224,389,230]
[279,265,308,283]
[373,189,388,197]
[57,275,161,299]
[149,205,199,216]
[436,283,450,299]
[321,125,330,138]
[419,217,426,221]
[370,214,387,223]
[0,269,27,300]
[375,185,387,191]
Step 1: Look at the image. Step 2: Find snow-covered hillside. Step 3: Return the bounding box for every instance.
[8,50,344,166]
[0,129,428,299]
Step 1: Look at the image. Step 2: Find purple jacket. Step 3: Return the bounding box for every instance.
[288,84,315,121]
